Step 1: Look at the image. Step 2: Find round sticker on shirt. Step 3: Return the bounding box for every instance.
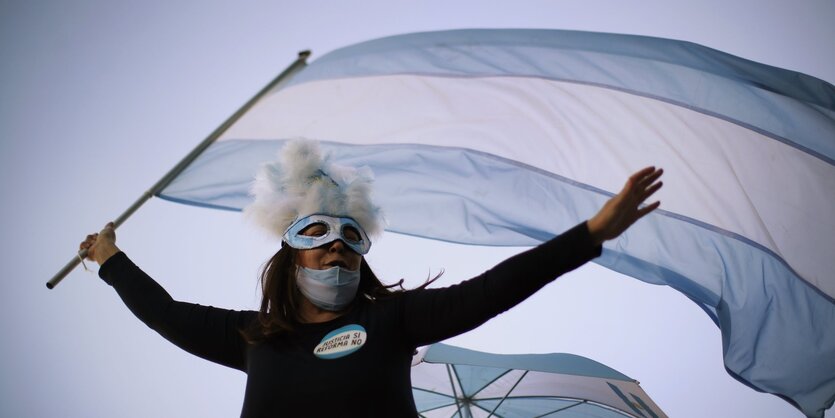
[314,324,367,359]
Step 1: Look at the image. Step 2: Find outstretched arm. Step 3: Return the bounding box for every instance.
[402,166,664,347]
[80,224,251,371]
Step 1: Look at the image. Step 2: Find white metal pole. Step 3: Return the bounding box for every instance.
[47,50,311,289]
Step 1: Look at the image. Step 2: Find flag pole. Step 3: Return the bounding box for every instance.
[47,50,312,289]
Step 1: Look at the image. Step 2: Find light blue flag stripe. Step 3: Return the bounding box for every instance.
[284,29,835,165]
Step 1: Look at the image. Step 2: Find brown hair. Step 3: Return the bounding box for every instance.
[242,245,437,343]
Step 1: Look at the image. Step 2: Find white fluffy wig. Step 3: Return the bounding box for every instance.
[244,139,385,240]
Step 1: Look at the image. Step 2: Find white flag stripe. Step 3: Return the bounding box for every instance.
[218,75,834,296]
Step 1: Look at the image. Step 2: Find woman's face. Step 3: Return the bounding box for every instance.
[295,223,363,271]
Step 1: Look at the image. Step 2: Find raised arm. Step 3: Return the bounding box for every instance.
[401,166,663,347]
[81,224,252,371]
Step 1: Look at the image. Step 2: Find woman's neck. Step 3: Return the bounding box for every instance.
[299,297,346,323]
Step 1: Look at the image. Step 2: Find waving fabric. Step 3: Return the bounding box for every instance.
[159,29,835,417]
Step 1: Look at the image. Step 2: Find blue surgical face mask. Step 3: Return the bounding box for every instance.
[283,215,371,255]
[296,266,361,311]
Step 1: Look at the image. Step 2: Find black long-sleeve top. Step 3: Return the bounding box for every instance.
[98,222,601,417]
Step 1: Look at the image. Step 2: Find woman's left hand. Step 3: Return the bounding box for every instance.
[587,167,663,246]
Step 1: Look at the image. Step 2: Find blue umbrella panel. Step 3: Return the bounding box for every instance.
[411,344,667,418]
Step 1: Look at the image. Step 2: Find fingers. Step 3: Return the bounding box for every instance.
[638,168,663,190]
[628,166,657,184]
[636,200,661,218]
[79,233,97,261]
[79,222,116,253]
[635,167,663,218]
[628,167,663,200]
[79,233,98,249]
[624,167,658,195]
[590,166,664,244]
[100,221,115,236]
[626,167,663,218]
[641,180,663,201]
[630,167,662,190]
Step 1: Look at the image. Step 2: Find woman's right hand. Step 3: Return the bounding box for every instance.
[80,222,120,265]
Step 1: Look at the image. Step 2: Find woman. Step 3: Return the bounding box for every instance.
[81,140,662,417]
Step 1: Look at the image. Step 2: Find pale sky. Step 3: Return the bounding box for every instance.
[1,1,833,417]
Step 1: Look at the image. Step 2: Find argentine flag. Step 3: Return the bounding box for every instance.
[158,29,835,417]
